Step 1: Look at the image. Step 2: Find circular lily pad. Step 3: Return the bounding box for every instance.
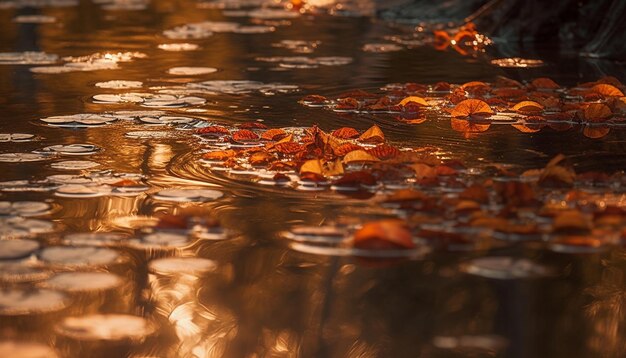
[152,188,224,202]
[167,67,217,75]
[0,153,54,163]
[62,232,127,247]
[55,314,156,342]
[0,261,52,283]
[0,239,40,260]
[51,160,100,170]
[41,272,122,293]
[0,133,36,142]
[39,246,120,268]
[0,288,68,315]
[0,341,58,358]
[157,43,199,51]
[37,144,101,156]
[95,80,143,89]
[127,232,192,251]
[148,257,217,275]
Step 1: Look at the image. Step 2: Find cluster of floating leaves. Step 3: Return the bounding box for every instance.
[192,114,626,261]
[256,56,352,69]
[300,76,626,139]
[30,52,146,74]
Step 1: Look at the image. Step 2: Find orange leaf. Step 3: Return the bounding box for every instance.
[353,220,415,250]
[512,100,544,113]
[343,150,380,164]
[238,122,267,129]
[410,163,437,179]
[531,77,560,89]
[433,30,450,51]
[197,126,229,136]
[583,103,612,122]
[249,151,274,166]
[591,83,624,97]
[450,117,490,132]
[583,126,610,139]
[331,127,360,139]
[358,125,385,143]
[450,99,494,118]
[398,96,428,107]
[366,144,400,160]
[552,210,592,233]
[232,129,259,141]
[299,159,323,175]
[333,143,363,157]
[274,142,304,154]
[261,128,287,141]
[111,179,140,187]
[203,150,236,161]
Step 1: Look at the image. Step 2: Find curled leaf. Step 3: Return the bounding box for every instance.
[358,125,385,143]
[261,128,287,141]
[512,101,544,113]
[591,84,624,97]
[531,77,560,89]
[398,96,428,107]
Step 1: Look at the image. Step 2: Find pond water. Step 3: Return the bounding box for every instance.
[0,0,625,357]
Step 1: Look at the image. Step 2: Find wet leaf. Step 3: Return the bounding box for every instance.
[331,127,360,139]
[451,99,494,118]
[358,125,385,143]
[531,77,560,89]
[591,83,624,97]
[398,96,428,107]
[343,150,380,164]
[353,220,415,250]
[583,103,612,122]
[512,101,544,113]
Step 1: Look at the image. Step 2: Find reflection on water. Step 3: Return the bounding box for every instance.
[0,0,625,357]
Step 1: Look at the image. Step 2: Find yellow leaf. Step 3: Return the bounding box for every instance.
[343,150,380,164]
[358,124,385,143]
[512,100,544,113]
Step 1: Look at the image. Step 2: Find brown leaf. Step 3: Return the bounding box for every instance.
[366,144,400,160]
[531,77,560,89]
[331,127,360,139]
[261,128,287,141]
[583,103,612,122]
[196,126,229,136]
[232,129,259,142]
[398,96,428,107]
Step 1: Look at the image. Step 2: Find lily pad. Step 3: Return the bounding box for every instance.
[167,67,217,76]
[0,239,40,260]
[38,246,120,268]
[148,257,217,275]
[152,188,224,202]
[55,314,156,341]
[0,288,68,315]
[41,272,122,292]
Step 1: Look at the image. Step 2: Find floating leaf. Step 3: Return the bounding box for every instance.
[531,77,560,89]
[353,220,415,250]
[591,83,624,97]
[512,101,544,113]
[451,99,494,118]
[398,96,428,107]
[358,125,385,143]
[343,150,380,164]
[583,103,612,122]
[331,127,360,139]
[232,129,259,142]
